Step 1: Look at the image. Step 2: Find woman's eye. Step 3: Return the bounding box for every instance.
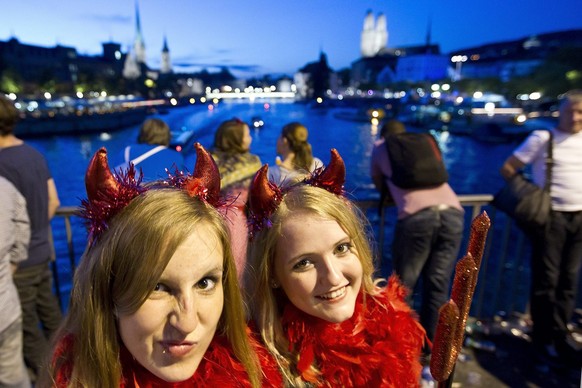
[153,283,170,293]
[196,277,218,291]
[293,258,312,270]
[336,242,352,254]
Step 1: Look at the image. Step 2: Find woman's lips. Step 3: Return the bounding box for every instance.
[317,285,348,302]
[161,341,196,357]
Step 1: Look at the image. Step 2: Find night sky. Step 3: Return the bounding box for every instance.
[2,0,582,78]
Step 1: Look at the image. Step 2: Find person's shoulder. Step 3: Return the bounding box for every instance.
[20,141,41,152]
[531,129,552,140]
[8,142,42,156]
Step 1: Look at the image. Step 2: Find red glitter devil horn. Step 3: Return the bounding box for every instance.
[85,147,120,202]
[309,148,345,195]
[248,165,283,236]
[184,143,221,206]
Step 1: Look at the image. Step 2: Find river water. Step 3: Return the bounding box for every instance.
[25,99,552,315]
[28,99,525,204]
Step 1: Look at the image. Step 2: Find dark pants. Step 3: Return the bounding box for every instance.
[13,262,62,377]
[392,206,464,342]
[528,211,582,348]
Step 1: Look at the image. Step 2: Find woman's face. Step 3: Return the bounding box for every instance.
[118,223,224,382]
[273,211,363,323]
[241,124,252,151]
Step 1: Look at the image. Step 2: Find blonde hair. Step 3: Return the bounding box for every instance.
[138,118,171,146]
[245,185,379,386]
[214,118,249,154]
[43,189,261,387]
[281,122,314,171]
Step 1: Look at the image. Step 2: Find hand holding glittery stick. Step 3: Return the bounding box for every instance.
[430,211,491,385]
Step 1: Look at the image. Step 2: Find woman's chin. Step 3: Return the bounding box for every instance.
[148,357,202,383]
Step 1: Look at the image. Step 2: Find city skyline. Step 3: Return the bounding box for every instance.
[2,0,582,78]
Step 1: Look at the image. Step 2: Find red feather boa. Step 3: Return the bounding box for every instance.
[53,333,282,387]
[120,335,282,387]
[282,275,426,387]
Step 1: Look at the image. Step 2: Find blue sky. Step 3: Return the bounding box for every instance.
[2,0,581,78]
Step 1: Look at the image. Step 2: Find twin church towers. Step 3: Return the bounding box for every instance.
[360,10,388,57]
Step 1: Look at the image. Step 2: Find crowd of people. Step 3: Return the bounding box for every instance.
[0,89,581,386]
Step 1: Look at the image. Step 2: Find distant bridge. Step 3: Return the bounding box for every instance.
[205,91,296,99]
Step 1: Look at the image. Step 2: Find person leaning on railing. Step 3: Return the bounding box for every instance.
[369,119,464,381]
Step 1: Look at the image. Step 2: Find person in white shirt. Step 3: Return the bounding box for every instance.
[500,90,582,370]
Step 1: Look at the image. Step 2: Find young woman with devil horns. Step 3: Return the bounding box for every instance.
[245,149,426,387]
[40,144,281,387]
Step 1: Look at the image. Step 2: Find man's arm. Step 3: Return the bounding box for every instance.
[47,178,60,220]
[499,155,525,181]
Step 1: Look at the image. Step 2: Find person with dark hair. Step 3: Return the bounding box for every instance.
[268,122,322,184]
[0,176,31,388]
[212,118,262,190]
[0,93,62,383]
[500,90,582,370]
[370,119,464,381]
[211,118,262,279]
[379,119,406,137]
[119,118,185,180]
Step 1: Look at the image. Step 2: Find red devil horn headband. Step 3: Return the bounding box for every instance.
[306,148,345,195]
[80,147,145,243]
[85,147,123,202]
[247,165,284,237]
[182,143,221,207]
[80,143,223,243]
[247,149,345,237]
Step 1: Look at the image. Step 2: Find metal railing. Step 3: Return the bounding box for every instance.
[51,195,531,319]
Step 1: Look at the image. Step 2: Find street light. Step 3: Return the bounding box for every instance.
[451,55,468,81]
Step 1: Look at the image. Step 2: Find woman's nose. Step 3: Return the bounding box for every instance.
[170,293,199,334]
[320,257,343,286]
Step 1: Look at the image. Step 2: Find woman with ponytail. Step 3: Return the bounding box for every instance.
[269,122,322,184]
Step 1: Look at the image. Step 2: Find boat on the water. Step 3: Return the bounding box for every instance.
[14,107,148,137]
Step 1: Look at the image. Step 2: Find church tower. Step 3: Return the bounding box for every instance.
[360,11,388,57]
[133,0,146,65]
[360,10,376,57]
[374,13,388,54]
[122,46,141,79]
[160,35,172,74]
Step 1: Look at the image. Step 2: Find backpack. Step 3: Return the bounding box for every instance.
[385,132,448,189]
